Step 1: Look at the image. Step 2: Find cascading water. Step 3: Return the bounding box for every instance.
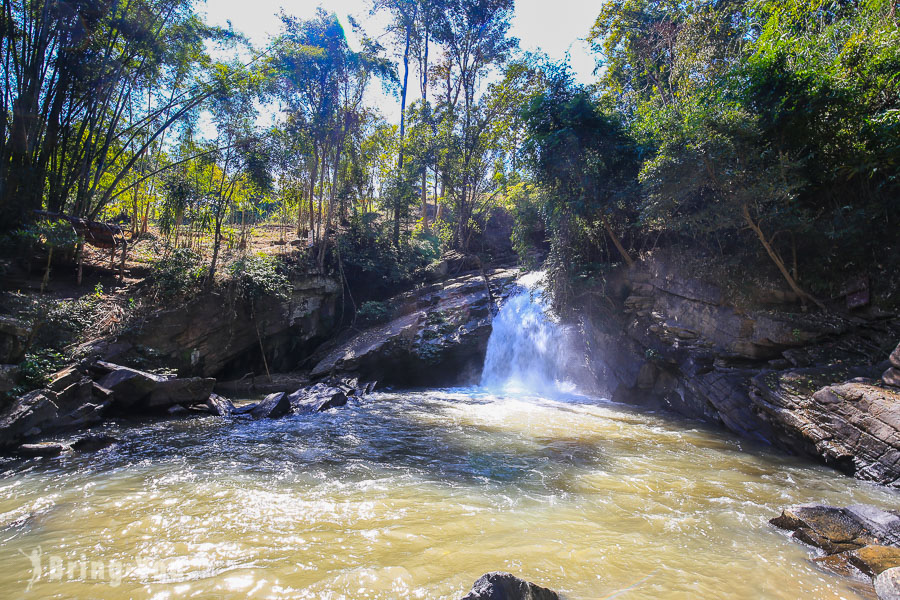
[480,272,578,395]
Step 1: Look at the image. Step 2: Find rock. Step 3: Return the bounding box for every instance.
[16,442,68,457]
[205,393,235,416]
[0,363,18,393]
[97,363,214,411]
[249,392,291,419]
[0,378,111,450]
[47,366,82,392]
[288,385,347,413]
[70,434,119,452]
[752,377,900,486]
[770,504,876,554]
[311,268,519,386]
[849,546,900,576]
[876,567,900,600]
[884,368,900,388]
[891,344,900,370]
[845,505,900,547]
[0,315,30,364]
[216,373,310,397]
[232,402,258,415]
[460,572,559,600]
[111,275,340,377]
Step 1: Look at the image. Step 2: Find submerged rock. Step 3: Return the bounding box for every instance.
[460,572,560,600]
[16,442,68,457]
[70,433,119,452]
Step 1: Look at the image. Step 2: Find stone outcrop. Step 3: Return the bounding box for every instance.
[311,267,519,386]
[100,274,340,377]
[460,572,560,600]
[584,254,900,486]
[772,503,900,599]
[0,315,30,364]
[752,374,900,485]
[0,377,111,449]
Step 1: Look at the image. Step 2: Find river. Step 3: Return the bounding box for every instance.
[0,277,897,598]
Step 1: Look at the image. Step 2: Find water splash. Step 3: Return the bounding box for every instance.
[480,272,577,395]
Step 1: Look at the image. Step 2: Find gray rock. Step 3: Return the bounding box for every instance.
[16,442,68,457]
[846,505,900,547]
[0,315,30,364]
[460,572,559,600]
[311,268,519,386]
[205,393,235,416]
[876,567,900,600]
[891,344,900,370]
[97,363,214,411]
[288,385,347,414]
[0,363,18,393]
[884,367,900,388]
[249,392,291,419]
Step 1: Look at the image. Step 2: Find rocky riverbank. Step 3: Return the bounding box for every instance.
[771,503,900,599]
[577,255,900,487]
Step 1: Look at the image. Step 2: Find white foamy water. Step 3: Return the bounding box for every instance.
[481,272,579,395]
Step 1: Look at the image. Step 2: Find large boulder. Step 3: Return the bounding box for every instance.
[97,363,215,411]
[0,377,111,450]
[460,572,559,600]
[311,268,519,386]
[0,363,18,393]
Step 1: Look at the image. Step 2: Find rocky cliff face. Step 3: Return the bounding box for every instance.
[101,274,341,378]
[310,268,519,387]
[582,256,900,486]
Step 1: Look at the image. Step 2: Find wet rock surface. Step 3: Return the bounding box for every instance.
[460,572,560,600]
[772,503,900,599]
[310,267,519,386]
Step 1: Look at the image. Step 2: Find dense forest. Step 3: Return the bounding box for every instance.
[1,0,898,313]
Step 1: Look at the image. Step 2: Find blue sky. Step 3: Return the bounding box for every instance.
[202,0,599,121]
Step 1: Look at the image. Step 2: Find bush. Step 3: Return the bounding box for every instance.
[356,300,392,326]
[12,350,67,397]
[228,254,291,302]
[148,248,207,299]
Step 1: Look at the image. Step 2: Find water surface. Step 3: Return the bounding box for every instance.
[0,389,896,599]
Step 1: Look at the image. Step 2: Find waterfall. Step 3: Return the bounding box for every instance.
[480,272,577,395]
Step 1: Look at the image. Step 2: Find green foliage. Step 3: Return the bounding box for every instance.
[228,254,291,302]
[356,300,392,327]
[148,249,208,300]
[13,350,67,396]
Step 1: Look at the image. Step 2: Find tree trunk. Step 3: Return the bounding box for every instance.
[742,204,825,310]
[394,25,412,249]
[600,214,634,267]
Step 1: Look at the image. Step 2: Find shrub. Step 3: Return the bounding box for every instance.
[356,300,391,326]
[148,248,207,299]
[228,254,291,302]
